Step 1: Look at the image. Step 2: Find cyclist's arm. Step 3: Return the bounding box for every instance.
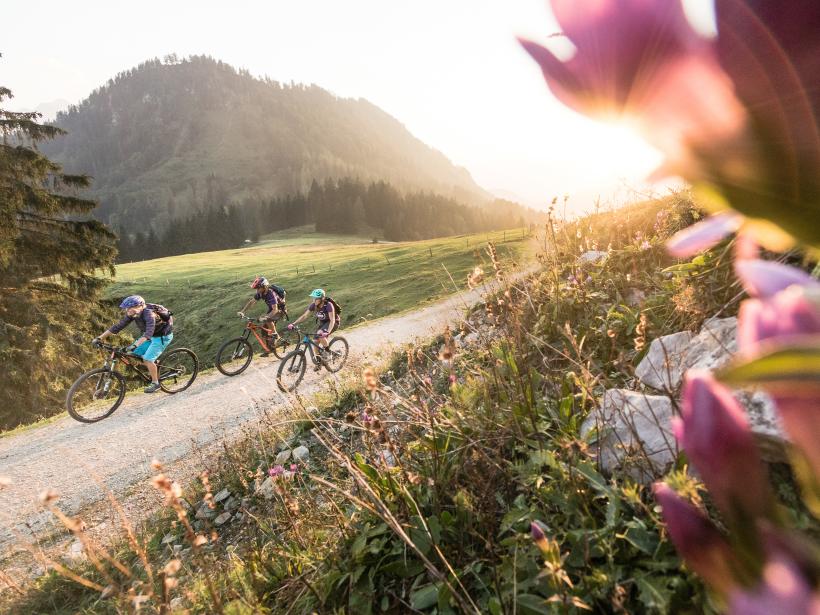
[239,297,256,315]
[290,308,312,326]
[100,314,131,339]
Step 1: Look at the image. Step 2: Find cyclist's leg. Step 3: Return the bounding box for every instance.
[140,334,173,389]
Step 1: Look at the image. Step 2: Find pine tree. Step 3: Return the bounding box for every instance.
[0,80,117,428]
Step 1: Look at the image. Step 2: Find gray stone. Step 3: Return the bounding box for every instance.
[256,477,276,500]
[581,389,677,483]
[292,445,310,463]
[214,512,232,526]
[635,331,695,391]
[735,390,788,462]
[274,450,292,465]
[379,450,397,468]
[224,496,239,511]
[213,488,231,504]
[65,539,85,561]
[577,250,608,265]
[195,503,217,520]
[681,317,738,372]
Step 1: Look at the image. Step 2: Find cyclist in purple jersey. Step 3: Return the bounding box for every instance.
[287,288,340,370]
[238,276,287,348]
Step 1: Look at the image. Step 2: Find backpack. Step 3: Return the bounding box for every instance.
[146,303,173,322]
[326,297,342,317]
[270,284,287,301]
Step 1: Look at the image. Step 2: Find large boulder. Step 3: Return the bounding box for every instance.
[634,331,695,391]
[581,389,677,483]
[681,317,738,372]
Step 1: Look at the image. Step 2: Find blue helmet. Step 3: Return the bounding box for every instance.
[310,288,325,299]
[119,295,146,309]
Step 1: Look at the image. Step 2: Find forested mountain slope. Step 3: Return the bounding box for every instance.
[42,55,489,231]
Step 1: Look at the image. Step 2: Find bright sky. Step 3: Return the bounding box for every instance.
[1,1,713,213]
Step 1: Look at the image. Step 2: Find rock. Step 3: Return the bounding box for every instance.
[195,503,217,520]
[379,450,397,468]
[214,512,232,526]
[65,539,85,561]
[274,450,292,465]
[735,390,787,462]
[577,250,608,265]
[170,597,184,609]
[256,477,276,500]
[681,317,738,372]
[463,331,479,345]
[581,389,677,483]
[240,497,251,509]
[224,496,239,511]
[292,445,310,463]
[213,488,231,504]
[626,288,647,306]
[635,331,695,391]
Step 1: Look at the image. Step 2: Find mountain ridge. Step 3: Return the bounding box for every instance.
[42,55,490,231]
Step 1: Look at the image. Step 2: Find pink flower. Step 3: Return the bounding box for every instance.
[654,483,737,594]
[737,286,820,354]
[521,0,820,246]
[675,370,773,524]
[268,465,284,477]
[289,463,298,473]
[729,556,820,615]
[520,0,744,184]
[735,260,820,298]
[530,520,550,555]
[666,212,743,257]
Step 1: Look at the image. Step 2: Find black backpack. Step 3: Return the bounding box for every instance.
[326,297,342,317]
[146,303,174,323]
[270,284,286,301]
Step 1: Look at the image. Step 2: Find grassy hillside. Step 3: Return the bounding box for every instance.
[13,194,747,614]
[106,228,534,365]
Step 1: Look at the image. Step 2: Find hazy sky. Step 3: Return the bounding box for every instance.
[2,1,714,212]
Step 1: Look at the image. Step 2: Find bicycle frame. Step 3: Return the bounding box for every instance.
[291,329,329,363]
[96,343,179,383]
[241,319,277,354]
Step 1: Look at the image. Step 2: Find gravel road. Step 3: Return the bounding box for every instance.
[0,281,498,572]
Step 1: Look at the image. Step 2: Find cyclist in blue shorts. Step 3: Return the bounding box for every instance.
[92,295,174,393]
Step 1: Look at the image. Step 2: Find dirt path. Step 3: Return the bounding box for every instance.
[0,278,505,580]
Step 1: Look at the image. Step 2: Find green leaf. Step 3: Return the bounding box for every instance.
[620,521,658,555]
[410,584,439,610]
[515,593,553,615]
[635,575,673,612]
[718,346,820,387]
[488,596,503,615]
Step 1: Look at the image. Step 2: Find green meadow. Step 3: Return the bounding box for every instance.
[107,227,534,365]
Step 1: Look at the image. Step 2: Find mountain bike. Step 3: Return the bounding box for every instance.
[66,341,199,423]
[215,315,298,376]
[276,326,349,392]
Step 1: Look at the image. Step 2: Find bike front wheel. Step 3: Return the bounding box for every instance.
[324,337,349,373]
[158,348,199,393]
[216,338,253,376]
[66,368,127,423]
[271,329,299,360]
[276,350,307,392]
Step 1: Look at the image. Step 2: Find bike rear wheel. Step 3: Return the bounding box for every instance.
[66,368,127,423]
[277,350,307,392]
[158,348,199,393]
[271,329,299,360]
[324,337,349,373]
[216,338,253,376]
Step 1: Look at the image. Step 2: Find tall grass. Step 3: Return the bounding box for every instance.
[11,192,795,614]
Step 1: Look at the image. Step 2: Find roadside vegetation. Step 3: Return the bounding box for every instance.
[10,192,807,614]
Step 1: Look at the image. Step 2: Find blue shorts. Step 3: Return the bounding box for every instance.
[132,334,173,363]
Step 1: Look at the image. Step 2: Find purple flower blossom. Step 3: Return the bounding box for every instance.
[675,370,774,524]
[268,465,284,477]
[735,260,820,298]
[737,286,820,354]
[666,212,743,257]
[729,556,820,615]
[289,463,298,473]
[654,483,737,594]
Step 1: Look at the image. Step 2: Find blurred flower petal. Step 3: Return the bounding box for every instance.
[666,212,742,257]
[735,260,820,298]
[654,483,737,594]
[737,286,820,353]
[729,556,820,615]
[678,370,773,523]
